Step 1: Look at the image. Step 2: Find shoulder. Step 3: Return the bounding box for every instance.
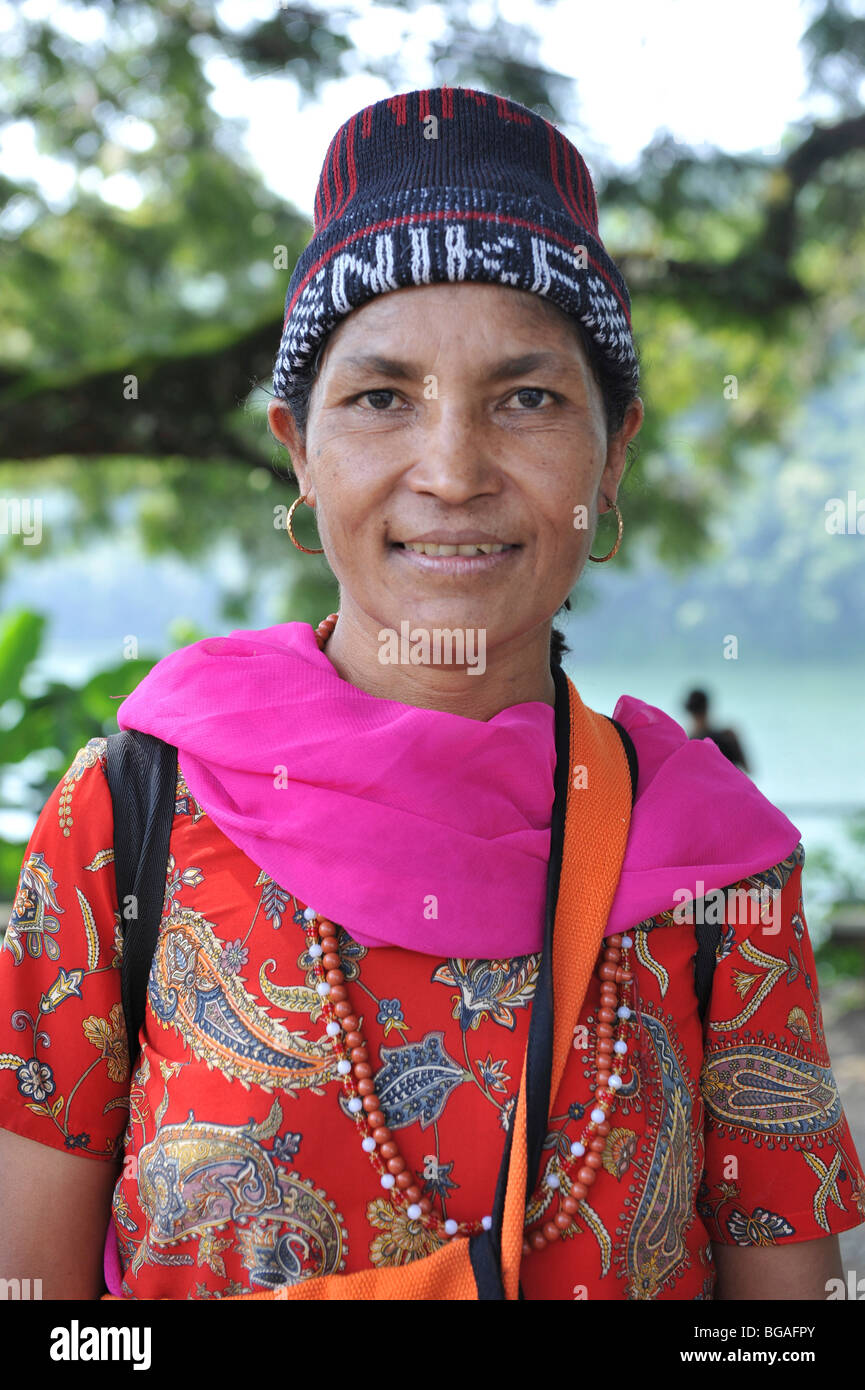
[611,693,734,796]
[605,695,801,931]
[57,734,193,822]
[40,737,111,842]
[61,735,109,783]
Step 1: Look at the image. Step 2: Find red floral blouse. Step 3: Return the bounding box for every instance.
[1,737,863,1300]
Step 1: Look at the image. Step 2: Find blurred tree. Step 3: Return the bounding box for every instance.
[0,603,159,895]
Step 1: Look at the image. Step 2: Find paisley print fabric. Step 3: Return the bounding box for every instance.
[1,738,863,1300]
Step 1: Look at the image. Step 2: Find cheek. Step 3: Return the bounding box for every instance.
[311,443,393,547]
[519,457,600,542]
[313,426,396,485]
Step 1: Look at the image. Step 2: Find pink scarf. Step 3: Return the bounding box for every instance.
[116,620,800,956]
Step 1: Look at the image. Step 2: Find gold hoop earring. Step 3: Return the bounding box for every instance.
[589,499,623,563]
[286,494,324,554]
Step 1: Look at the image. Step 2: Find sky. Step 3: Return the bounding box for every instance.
[1,0,861,216]
[221,0,823,212]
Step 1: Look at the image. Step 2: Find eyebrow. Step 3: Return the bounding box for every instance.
[333,350,570,382]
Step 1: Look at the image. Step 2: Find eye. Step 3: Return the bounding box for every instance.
[354,389,400,410]
[505,387,559,409]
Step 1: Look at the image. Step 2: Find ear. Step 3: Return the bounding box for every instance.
[267,399,315,502]
[600,396,643,508]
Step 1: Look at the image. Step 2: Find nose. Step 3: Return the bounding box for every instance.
[405,400,503,504]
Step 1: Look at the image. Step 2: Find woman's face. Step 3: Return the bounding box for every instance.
[268,282,642,653]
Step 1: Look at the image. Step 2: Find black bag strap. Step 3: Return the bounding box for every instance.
[105,730,177,1072]
[694,919,722,1025]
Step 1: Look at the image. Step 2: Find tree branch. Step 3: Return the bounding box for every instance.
[1,320,282,464]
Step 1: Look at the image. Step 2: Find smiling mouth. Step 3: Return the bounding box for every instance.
[392,541,518,556]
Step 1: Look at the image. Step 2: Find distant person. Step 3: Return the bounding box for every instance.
[684,688,750,773]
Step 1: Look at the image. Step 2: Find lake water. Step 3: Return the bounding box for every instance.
[566,655,865,936]
[566,658,864,818]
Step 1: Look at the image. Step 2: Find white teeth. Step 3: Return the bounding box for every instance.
[402,541,509,556]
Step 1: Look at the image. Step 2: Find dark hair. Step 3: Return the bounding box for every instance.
[684,688,709,716]
[274,311,641,666]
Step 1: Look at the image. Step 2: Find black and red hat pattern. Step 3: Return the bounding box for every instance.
[273,86,638,398]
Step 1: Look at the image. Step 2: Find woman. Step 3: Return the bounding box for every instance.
[0,85,862,1302]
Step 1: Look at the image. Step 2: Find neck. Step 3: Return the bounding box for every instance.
[319,602,558,721]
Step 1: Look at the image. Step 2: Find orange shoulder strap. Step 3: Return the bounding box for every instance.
[103,670,634,1303]
[498,673,633,1298]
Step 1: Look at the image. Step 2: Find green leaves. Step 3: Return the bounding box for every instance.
[0,605,180,897]
[0,607,44,705]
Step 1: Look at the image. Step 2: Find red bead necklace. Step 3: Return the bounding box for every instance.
[307,611,640,1255]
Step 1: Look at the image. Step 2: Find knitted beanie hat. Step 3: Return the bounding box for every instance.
[272,85,637,400]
